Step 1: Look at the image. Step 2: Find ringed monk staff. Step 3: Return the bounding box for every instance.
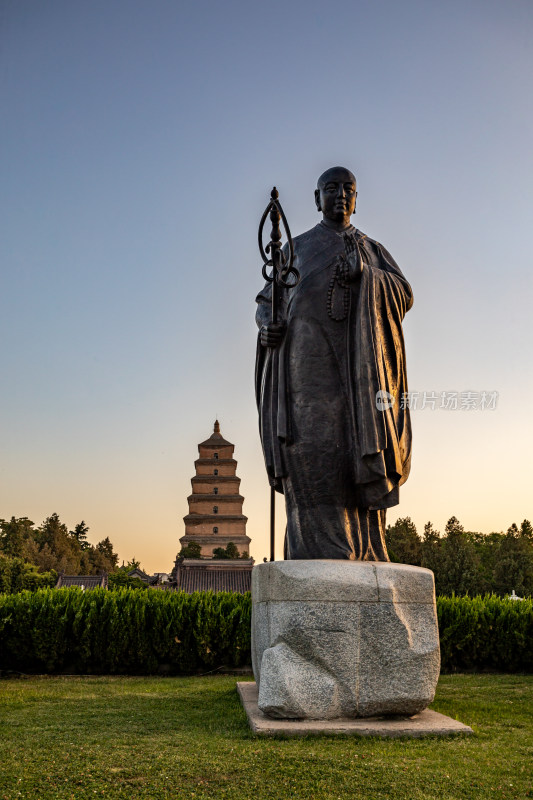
[255,166,413,561]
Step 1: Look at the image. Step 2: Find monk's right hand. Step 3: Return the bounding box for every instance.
[260,322,286,348]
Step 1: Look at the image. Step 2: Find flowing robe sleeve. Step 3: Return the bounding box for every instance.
[355,238,413,507]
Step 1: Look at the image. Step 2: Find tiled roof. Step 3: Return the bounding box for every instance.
[191,476,240,484]
[128,568,153,582]
[198,421,234,449]
[184,514,248,523]
[175,562,252,594]
[195,458,236,466]
[56,574,108,589]
[188,494,244,502]
[198,436,234,448]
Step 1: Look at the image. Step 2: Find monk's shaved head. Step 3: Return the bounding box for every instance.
[317,166,356,189]
[315,166,357,229]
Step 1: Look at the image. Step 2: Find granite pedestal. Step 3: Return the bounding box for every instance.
[251,560,441,720]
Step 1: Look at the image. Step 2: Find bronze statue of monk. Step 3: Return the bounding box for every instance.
[255,167,413,560]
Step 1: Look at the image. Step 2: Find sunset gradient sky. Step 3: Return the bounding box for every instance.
[1,0,532,571]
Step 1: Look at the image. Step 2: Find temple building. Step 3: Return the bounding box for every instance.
[171,421,253,593]
[179,420,251,558]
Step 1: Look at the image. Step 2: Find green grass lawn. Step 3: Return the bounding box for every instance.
[0,674,531,800]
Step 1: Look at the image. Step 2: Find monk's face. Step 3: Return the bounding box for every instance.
[315,167,357,226]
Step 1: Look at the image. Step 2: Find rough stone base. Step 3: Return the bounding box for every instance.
[252,560,441,719]
[238,682,473,737]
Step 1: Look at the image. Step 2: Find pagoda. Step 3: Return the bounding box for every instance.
[178,421,251,559]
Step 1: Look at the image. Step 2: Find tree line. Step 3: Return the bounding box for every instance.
[2,512,532,597]
[386,516,533,597]
[0,514,120,589]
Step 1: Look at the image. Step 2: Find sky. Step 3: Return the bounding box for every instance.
[1,0,532,572]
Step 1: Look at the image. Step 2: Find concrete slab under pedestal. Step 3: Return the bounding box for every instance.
[237,682,473,738]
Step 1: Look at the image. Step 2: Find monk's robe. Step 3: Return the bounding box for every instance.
[255,221,413,561]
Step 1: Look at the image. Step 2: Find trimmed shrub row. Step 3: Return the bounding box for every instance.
[0,589,531,675]
[0,588,251,674]
[437,594,532,672]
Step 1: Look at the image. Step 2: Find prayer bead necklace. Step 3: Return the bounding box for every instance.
[327,256,351,321]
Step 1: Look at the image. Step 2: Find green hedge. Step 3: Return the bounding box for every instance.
[0,590,531,674]
[0,588,251,674]
[437,595,532,673]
